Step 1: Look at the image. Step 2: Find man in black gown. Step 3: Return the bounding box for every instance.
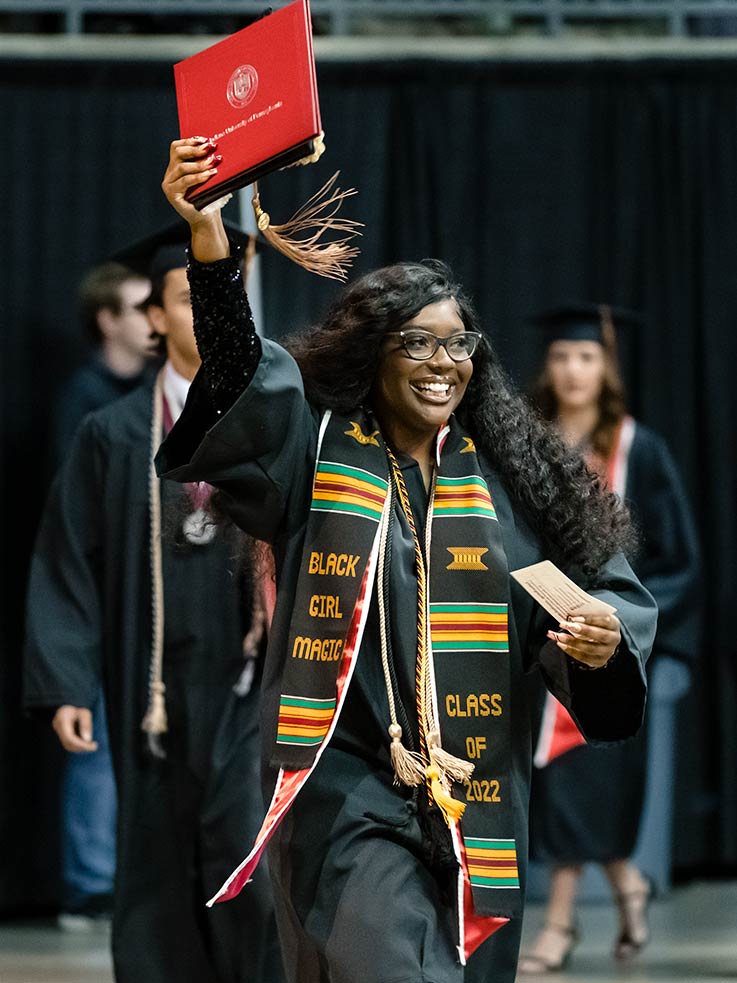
[55,259,158,929]
[24,227,284,983]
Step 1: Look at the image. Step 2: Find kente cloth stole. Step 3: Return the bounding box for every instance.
[273,408,521,920]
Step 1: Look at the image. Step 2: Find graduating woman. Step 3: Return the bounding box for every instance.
[156,139,657,983]
[518,305,701,974]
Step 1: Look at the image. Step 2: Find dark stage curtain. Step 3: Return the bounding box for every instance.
[1,53,735,912]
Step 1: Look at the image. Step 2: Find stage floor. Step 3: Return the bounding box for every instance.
[0,881,735,982]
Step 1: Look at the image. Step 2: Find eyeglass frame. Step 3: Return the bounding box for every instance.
[384,328,483,363]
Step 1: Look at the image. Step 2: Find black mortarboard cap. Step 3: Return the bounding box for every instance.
[530,303,643,345]
[112,219,262,281]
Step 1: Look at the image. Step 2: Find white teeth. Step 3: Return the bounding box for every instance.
[415,382,450,394]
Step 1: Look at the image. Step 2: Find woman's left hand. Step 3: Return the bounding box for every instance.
[547,612,621,669]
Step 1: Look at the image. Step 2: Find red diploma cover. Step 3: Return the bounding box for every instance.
[174,0,321,210]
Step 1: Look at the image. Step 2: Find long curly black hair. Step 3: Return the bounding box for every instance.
[285,260,635,581]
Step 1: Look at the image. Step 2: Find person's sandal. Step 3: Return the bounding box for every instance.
[613,876,654,961]
[518,922,579,974]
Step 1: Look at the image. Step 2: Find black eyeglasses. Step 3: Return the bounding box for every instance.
[386,329,482,363]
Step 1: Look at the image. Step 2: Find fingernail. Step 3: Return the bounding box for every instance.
[211,154,223,166]
[571,616,586,623]
[192,136,208,144]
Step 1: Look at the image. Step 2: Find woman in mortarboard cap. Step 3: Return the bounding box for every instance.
[519,304,701,973]
[154,140,658,983]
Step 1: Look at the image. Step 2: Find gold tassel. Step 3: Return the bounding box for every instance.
[141,681,168,735]
[430,745,475,783]
[388,724,426,787]
[426,764,466,826]
[252,172,362,282]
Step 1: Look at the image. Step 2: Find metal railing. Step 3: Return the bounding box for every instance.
[2,0,737,37]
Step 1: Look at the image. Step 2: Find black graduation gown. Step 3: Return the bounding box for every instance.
[528,423,701,863]
[24,380,283,983]
[54,356,152,460]
[158,339,658,983]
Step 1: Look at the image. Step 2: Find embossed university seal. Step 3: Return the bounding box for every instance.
[226,65,259,109]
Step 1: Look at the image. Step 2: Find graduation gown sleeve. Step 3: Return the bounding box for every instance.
[24,416,107,712]
[626,426,701,663]
[532,551,656,743]
[157,340,318,546]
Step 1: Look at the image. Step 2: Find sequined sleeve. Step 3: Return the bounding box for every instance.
[186,247,262,415]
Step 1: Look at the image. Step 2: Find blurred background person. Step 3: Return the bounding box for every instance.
[518,304,701,974]
[54,260,158,931]
[56,261,159,458]
[24,225,283,983]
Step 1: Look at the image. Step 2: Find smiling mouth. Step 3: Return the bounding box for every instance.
[410,380,455,402]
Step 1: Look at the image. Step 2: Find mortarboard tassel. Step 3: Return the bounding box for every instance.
[252,171,362,282]
[599,303,619,354]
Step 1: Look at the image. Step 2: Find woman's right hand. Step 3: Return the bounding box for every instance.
[162,137,230,261]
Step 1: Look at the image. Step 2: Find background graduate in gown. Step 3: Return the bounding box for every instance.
[54,258,158,930]
[519,304,701,973]
[24,226,284,983]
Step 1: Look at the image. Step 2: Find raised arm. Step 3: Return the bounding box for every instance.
[162,136,231,262]
[162,138,262,416]
[156,139,319,543]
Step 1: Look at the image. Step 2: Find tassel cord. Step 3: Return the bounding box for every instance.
[381,499,417,756]
[386,446,472,822]
[378,484,425,787]
[251,172,363,282]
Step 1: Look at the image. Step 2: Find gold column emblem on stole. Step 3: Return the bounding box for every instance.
[446,547,489,570]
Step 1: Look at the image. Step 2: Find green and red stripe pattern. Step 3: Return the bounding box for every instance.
[464,837,519,889]
[430,602,509,653]
[276,695,337,747]
[311,462,388,522]
[433,475,497,520]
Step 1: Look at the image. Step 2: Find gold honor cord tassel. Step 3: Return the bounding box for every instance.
[426,764,466,825]
[386,447,473,826]
[251,171,363,282]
